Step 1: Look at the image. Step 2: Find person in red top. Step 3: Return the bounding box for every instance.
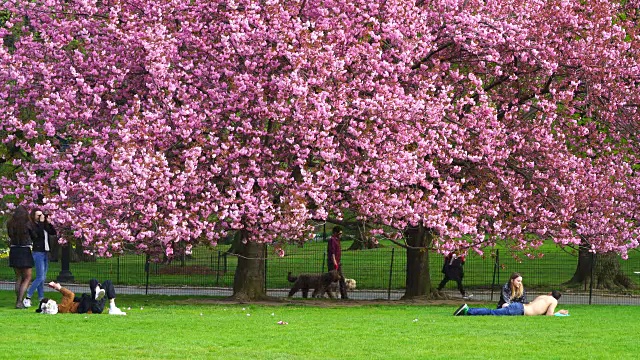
[327,226,348,299]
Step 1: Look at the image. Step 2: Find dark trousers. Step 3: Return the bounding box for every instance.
[76,279,116,314]
[438,276,465,296]
[327,262,349,299]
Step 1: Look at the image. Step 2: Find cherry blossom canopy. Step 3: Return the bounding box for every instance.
[1,0,639,258]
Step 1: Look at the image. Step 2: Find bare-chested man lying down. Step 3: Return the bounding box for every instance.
[453,290,569,316]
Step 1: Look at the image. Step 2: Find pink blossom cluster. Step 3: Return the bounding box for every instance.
[1,0,639,258]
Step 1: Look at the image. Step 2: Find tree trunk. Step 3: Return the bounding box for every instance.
[231,232,268,301]
[71,237,96,262]
[347,226,382,250]
[567,243,635,290]
[225,231,243,255]
[402,224,434,299]
[567,242,592,285]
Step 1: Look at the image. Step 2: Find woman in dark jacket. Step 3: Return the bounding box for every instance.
[24,208,57,307]
[437,252,470,299]
[7,206,36,309]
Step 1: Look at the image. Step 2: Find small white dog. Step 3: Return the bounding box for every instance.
[345,278,357,290]
[322,278,356,298]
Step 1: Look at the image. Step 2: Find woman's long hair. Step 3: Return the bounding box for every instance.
[30,208,44,223]
[509,272,523,299]
[6,206,33,246]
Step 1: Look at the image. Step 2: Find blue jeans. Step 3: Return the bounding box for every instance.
[467,302,524,316]
[27,251,49,300]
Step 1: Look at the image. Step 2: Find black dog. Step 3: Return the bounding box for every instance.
[287,270,341,298]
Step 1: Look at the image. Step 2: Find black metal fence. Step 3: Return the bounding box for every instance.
[1,245,639,305]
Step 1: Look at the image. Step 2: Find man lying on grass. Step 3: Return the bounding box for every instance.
[36,280,126,315]
[454,290,569,316]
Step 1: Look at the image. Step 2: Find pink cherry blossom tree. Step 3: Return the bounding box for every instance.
[2,0,639,299]
[336,0,640,296]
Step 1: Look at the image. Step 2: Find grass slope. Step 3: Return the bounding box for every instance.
[1,291,638,360]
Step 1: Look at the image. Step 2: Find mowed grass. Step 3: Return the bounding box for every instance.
[1,291,639,360]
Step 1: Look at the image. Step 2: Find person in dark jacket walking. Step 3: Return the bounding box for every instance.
[437,251,472,299]
[23,208,57,308]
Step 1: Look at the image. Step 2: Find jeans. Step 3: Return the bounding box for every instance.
[27,251,49,300]
[467,302,524,316]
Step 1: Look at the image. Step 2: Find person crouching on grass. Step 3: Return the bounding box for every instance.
[36,280,126,315]
[453,290,569,317]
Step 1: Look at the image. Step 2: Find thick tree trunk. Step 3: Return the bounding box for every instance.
[567,242,593,285]
[231,232,268,301]
[402,224,434,299]
[69,235,95,262]
[567,243,635,290]
[225,231,243,255]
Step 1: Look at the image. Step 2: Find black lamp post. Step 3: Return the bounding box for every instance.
[55,136,74,282]
[56,242,74,282]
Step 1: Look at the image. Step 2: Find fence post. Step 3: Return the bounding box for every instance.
[322,224,327,272]
[322,252,326,272]
[145,254,150,295]
[387,248,395,300]
[216,251,221,286]
[117,256,120,284]
[264,245,268,295]
[589,252,595,305]
[491,249,500,302]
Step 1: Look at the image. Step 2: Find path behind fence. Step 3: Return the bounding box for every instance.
[1,246,639,305]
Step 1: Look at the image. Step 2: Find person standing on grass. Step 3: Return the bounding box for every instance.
[23,208,57,308]
[327,226,349,299]
[497,272,528,309]
[454,290,569,316]
[6,205,36,309]
[437,251,472,299]
[36,280,126,315]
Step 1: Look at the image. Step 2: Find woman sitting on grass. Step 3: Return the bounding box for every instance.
[497,272,528,309]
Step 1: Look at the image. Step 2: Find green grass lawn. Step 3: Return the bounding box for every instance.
[1,290,638,360]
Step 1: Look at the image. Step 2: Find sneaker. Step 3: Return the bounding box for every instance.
[462,294,474,300]
[23,298,32,308]
[95,287,106,301]
[453,304,469,316]
[109,307,127,316]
